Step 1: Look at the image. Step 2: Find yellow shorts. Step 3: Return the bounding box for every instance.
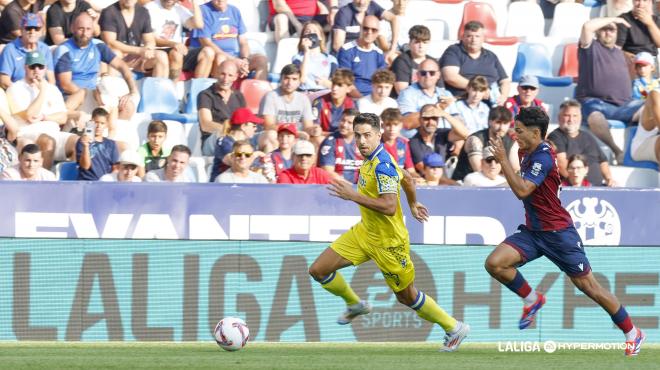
[331,225,414,293]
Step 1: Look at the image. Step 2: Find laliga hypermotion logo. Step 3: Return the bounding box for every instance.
[566,197,621,245]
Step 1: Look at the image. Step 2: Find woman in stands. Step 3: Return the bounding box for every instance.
[562,154,591,187]
[292,21,337,97]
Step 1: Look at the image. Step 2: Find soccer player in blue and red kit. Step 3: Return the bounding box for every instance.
[485,107,645,356]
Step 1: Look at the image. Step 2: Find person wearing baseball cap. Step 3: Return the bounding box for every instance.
[277,140,331,184]
[632,51,660,100]
[262,123,298,181]
[208,107,264,182]
[99,150,143,182]
[421,152,457,186]
[504,75,544,124]
[0,13,54,88]
[0,6,45,45]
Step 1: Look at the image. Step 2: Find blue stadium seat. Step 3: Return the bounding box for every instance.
[137,78,180,115]
[512,43,573,86]
[56,161,79,181]
[623,126,660,170]
[184,78,216,114]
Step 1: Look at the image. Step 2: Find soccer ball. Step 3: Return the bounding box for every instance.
[214,317,250,351]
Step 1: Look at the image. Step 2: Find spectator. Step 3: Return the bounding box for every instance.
[216,140,268,183]
[380,108,417,177]
[616,0,660,68]
[99,0,169,78]
[198,60,246,156]
[440,21,510,104]
[99,150,142,182]
[145,144,194,182]
[46,0,98,46]
[332,0,398,59]
[547,99,615,187]
[577,17,643,163]
[0,0,45,47]
[145,0,214,80]
[504,75,545,126]
[357,68,397,115]
[54,13,139,115]
[451,106,518,182]
[420,152,456,186]
[0,14,55,89]
[463,146,506,187]
[277,139,331,184]
[260,123,298,182]
[138,120,170,174]
[561,154,592,187]
[77,107,119,180]
[0,98,18,142]
[209,107,263,182]
[189,0,268,80]
[455,75,490,134]
[630,89,660,164]
[397,59,457,132]
[391,25,435,96]
[261,64,315,134]
[7,51,77,170]
[292,21,337,94]
[409,104,469,175]
[631,51,660,99]
[312,68,355,134]
[0,143,56,181]
[337,15,386,97]
[269,0,329,43]
[319,108,362,183]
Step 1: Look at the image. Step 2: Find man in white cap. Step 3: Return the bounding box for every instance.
[99,150,142,182]
[277,140,331,184]
[632,51,659,99]
[463,146,506,187]
[504,75,545,123]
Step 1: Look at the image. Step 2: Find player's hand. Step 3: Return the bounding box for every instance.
[328,177,356,201]
[489,136,507,164]
[409,201,429,223]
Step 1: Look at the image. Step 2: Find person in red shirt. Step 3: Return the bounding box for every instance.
[277,139,331,184]
[269,0,328,43]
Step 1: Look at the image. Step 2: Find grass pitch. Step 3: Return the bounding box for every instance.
[0,342,657,370]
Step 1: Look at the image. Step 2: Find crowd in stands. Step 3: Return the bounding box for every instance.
[0,0,658,188]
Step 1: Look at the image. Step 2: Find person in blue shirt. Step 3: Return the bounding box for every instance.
[0,13,55,89]
[190,0,268,80]
[337,15,385,97]
[54,13,139,113]
[76,107,119,181]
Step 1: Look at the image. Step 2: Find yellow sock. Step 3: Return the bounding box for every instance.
[319,271,360,306]
[410,291,457,333]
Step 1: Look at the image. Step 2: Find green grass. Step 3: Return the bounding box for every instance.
[0,342,657,370]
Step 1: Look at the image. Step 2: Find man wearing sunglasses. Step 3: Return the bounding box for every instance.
[0,0,45,47]
[504,75,545,125]
[0,13,55,89]
[215,140,268,184]
[332,0,398,60]
[277,139,331,184]
[462,146,506,187]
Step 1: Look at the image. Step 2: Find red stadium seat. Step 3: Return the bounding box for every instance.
[458,1,517,44]
[240,79,272,114]
[433,0,463,4]
[558,43,579,81]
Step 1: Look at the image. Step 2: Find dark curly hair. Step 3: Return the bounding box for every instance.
[353,112,381,131]
[515,106,549,139]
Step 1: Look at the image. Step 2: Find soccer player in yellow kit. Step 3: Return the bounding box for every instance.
[308,113,470,351]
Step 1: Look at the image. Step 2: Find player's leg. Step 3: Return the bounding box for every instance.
[484,227,545,329]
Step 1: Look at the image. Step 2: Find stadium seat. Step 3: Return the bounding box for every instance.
[430,1,466,42]
[270,37,300,75]
[609,165,660,187]
[457,1,517,44]
[433,0,464,4]
[479,0,510,36]
[137,78,180,115]
[504,1,545,40]
[623,126,660,170]
[56,161,79,181]
[186,121,203,157]
[548,3,590,41]
[511,43,573,86]
[228,0,261,33]
[184,78,216,115]
[187,156,209,182]
[484,41,519,78]
[558,43,579,81]
[240,79,272,114]
[398,1,447,44]
[426,39,457,60]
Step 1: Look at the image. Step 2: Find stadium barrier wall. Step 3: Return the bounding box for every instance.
[1,183,659,246]
[1,239,658,343]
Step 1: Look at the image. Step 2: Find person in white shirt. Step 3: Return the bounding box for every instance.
[99,150,142,182]
[7,51,77,169]
[216,140,268,184]
[145,144,194,182]
[463,146,506,187]
[357,68,398,116]
[0,143,56,181]
[145,0,214,80]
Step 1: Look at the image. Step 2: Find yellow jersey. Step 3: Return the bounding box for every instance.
[354,144,409,247]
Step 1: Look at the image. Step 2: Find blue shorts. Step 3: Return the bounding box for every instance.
[504,225,591,277]
[580,98,644,126]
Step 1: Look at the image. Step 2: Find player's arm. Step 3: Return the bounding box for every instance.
[401,169,429,222]
[328,177,398,216]
[491,135,537,199]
